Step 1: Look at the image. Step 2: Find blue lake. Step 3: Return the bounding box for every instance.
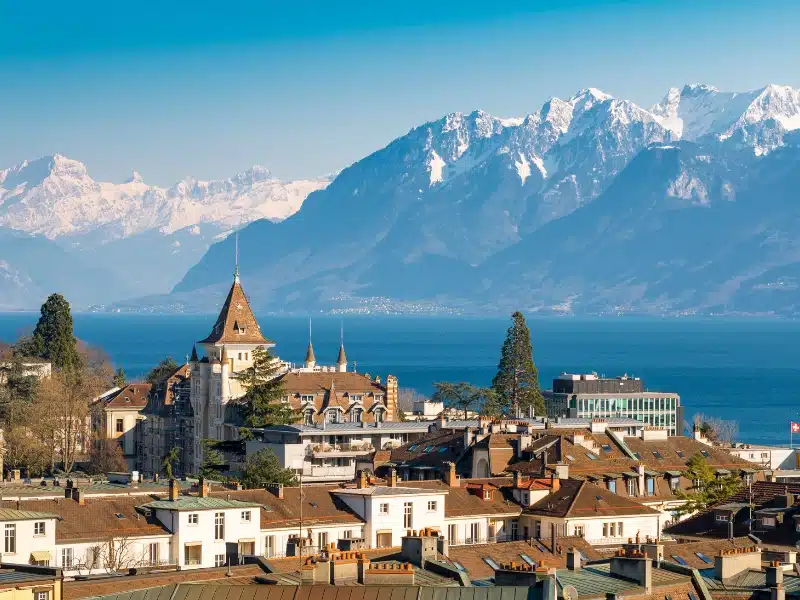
[1,313,797,445]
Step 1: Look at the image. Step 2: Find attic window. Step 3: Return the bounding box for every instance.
[483,490,492,500]
[676,450,686,458]
[423,446,434,453]
[483,557,501,570]
[632,452,642,460]
[689,594,699,600]
[309,502,318,508]
[520,553,536,567]
[671,555,689,566]
[695,552,713,564]
[566,455,576,462]
[438,447,448,454]
[653,451,663,459]
[453,562,465,571]
[124,397,130,403]
[585,453,598,461]
[114,513,126,519]
[701,450,710,458]
[408,445,419,451]
[601,444,612,452]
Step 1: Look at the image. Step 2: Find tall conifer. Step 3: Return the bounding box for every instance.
[491,311,545,416]
[29,293,81,372]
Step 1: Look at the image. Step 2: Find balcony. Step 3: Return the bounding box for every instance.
[309,443,374,458]
[301,465,357,480]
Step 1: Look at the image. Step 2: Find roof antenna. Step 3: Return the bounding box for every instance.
[234,230,240,283]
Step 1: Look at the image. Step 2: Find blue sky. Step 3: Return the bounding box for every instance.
[2,0,800,185]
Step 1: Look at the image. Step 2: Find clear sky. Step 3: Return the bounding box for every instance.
[2,0,800,185]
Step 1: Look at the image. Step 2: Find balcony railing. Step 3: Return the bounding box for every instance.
[309,443,374,457]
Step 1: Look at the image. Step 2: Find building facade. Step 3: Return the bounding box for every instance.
[544,373,684,436]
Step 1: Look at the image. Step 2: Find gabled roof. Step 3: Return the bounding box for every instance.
[141,497,260,511]
[525,479,659,518]
[100,383,152,409]
[199,278,270,345]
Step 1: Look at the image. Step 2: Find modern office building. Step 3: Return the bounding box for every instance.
[543,373,683,436]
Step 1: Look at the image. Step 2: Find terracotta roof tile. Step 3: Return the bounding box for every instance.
[525,479,659,518]
[199,279,269,345]
[103,383,152,409]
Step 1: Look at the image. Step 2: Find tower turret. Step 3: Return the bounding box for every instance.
[336,323,347,373]
[305,318,316,369]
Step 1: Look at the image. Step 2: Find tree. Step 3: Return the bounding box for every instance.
[692,413,739,445]
[87,433,127,475]
[146,357,180,385]
[234,346,296,427]
[162,447,180,479]
[673,454,743,516]
[199,440,226,479]
[478,388,504,417]
[240,448,297,489]
[491,311,545,416]
[27,294,82,372]
[29,365,105,473]
[113,368,126,388]
[432,382,480,420]
[0,353,39,425]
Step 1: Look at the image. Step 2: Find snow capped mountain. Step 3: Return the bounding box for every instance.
[0,154,329,240]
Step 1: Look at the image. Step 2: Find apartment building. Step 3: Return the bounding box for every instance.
[544,373,683,436]
[92,384,151,471]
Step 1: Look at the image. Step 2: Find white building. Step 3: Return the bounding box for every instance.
[0,508,58,567]
[252,422,431,482]
[728,444,798,471]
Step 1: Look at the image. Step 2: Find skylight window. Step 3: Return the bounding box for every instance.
[701,450,710,458]
[114,513,126,519]
[520,553,536,567]
[695,552,713,564]
[671,555,688,566]
[632,452,642,460]
[408,445,418,451]
[438,447,448,453]
[453,562,465,571]
[423,446,434,453]
[653,450,663,459]
[483,557,501,570]
[601,444,612,452]
[534,542,547,553]
[689,593,699,600]
[586,453,598,460]
[676,450,685,458]
[578,550,589,562]
[566,455,576,462]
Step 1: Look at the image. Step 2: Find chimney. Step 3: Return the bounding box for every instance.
[169,478,179,501]
[513,470,524,489]
[389,468,397,488]
[199,477,210,498]
[714,546,762,581]
[541,450,548,477]
[550,522,557,554]
[550,471,560,493]
[357,470,367,489]
[767,562,786,600]
[265,483,284,499]
[463,427,473,449]
[610,552,652,593]
[443,462,459,487]
[566,548,582,571]
[73,488,85,505]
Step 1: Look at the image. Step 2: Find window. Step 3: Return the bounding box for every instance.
[520,553,536,567]
[609,522,616,537]
[215,554,225,567]
[566,455,576,462]
[438,447,448,453]
[627,478,636,496]
[351,394,363,403]
[87,546,100,568]
[318,532,328,549]
[695,552,713,564]
[241,511,251,523]
[646,478,655,496]
[483,557,501,570]
[404,502,413,528]
[608,479,617,493]
[448,524,457,543]
[34,521,46,536]
[375,408,385,423]
[672,555,689,566]
[342,530,352,539]
[632,452,642,460]
[585,453,598,461]
[61,547,74,568]
[301,394,315,403]
[115,418,124,433]
[618,522,623,537]
[574,525,585,537]
[214,512,225,540]
[408,445,418,451]
[652,450,663,459]
[188,513,199,525]
[423,446,434,453]
[149,543,160,565]
[701,450,710,458]
[326,410,339,424]
[427,501,437,512]
[4,524,15,553]
[265,535,276,558]
[453,561,465,571]
[304,409,314,425]
[670,477,680,491]
[36,592,48,600]
[380,503,389,515]
[352,408,363,423]
[715,514,729,522]
[601,444,613,452]
[511,521,519,540]
[470,522,480,543]
[676,450,685,458]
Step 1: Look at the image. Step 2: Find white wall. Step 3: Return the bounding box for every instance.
[261,524,366,558]
[56,535,172,575]
[0,517,57,566]
[521,513,661,546]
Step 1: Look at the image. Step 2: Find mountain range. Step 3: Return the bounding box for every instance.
[0,155,329,308]
[5,83,800,316]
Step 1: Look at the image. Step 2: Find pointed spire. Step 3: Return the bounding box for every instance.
[304,317,316,367]
[337,321,347,369]
[234,231,240,283]
[190,345,198,362]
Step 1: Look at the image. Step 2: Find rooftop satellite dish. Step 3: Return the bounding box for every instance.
[563,585,579,600]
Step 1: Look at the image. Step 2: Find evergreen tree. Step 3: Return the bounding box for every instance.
[234,346,296,426]
[240,448,297,489]
[478,388,504,417]
[673,454,743,516]
[162,447,180,479]
[0,353,39,425]
[28,294,82,372]
[146,357,179,384]
[491,311,545,416]
[113,368,126,388]
[199,440,227,480]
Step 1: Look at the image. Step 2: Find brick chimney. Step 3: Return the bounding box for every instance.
[265,483,284,499]
[767,561,785,600]
[357,470,368,489]
[513,470,524,489]
[443,462,459,487]
[73,488,85,505]
[169,478,179,501]
[199,477,210,498]
[389,468,397,488]
[550,471,560,492]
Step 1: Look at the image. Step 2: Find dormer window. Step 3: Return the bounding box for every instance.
[326,409,340,424]
[301,395,315,404]
[374,406,386,423]
[483,490,491,500]
[350,394,363,403]
[352,408,363,423]
[303,408,314,425]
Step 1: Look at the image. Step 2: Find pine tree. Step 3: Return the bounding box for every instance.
[241,448,297,489]
[162,447,180,479]
[199,440,227,480]
[28,294,82,372]
[234,346,296,426]
[146,357,179,384]
[113,368,126,388]
[491,311,545,416]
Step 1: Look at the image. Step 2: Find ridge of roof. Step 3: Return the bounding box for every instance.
[198,278,270,346]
